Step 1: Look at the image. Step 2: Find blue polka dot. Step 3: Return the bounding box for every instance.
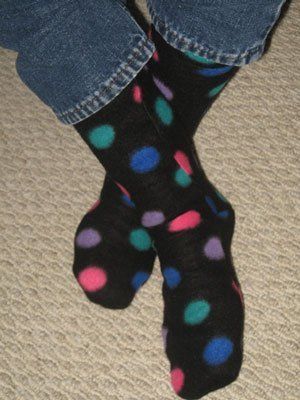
[130,146,160,173]
[174,168,192,187]
[163,267,181,289]
[122,194,135,207]
[129,228,152,251]
[197,66,233,77]
[89,124,115,149]
[131,271,150,291]
[155,97,174,126]
[203,337,234,366]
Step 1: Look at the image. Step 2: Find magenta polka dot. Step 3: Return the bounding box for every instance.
[89,199,100,212]
[174,150,192,175]
[203,236,225,260]
[142,211,165,227]
[168,210,201,232]
[171,368,185,394]
[76,228,101,248]
[78,266,107,292]
[115,181,131,198]
[232,280,244,304]
[133,85,143,104]
[153,50,159,62]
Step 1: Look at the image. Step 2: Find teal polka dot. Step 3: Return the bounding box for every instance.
[185,51,215,64]
[174,168,192,187]
[155,97,174,126]
[129,228,152,251]
[208,82,227,98]
[89,124,115,149]
[216,189,228,203]
[184,299,211,325]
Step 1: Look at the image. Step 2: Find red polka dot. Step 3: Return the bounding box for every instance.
[133,85,143,104]
[171,368,185,394]
[153,50,159,62]
[78,266,107,292]
[115,181,131,198]
[168,210,201,232]
[89,199,100,212]
[232,280,244,304]
[174,150,192,175]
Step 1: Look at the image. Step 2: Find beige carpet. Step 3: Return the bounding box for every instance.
[0,1,299,399]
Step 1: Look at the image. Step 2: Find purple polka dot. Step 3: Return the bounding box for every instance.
[76,228,101,249]
[203,236,225,260]
[152,76,174,100]
[162,326,168,350]
[141,211,165,227]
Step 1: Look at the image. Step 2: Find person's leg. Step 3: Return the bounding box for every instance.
[147,0,286,65]
[0,0,159,308]
[74,69,244,400]
[142,0,285,398]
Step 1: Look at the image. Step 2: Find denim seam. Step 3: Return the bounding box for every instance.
[147,0,284,66]
[56,35,154,124]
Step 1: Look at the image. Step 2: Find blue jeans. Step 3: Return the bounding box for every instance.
[0,0,285,124]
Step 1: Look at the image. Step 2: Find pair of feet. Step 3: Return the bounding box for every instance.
[73,28,244,399]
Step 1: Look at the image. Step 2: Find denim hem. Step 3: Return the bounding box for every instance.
[147,1,283,66]
[56,36,154,125]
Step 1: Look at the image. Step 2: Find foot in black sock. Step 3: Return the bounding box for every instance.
[73,174,156,309]
[72,69,244,398]
[73,28,238,311]
[137,39,245,398]
[148,27,239,138]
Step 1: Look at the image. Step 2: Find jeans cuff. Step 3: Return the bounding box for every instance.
[56,36,154,125]
[147,0,281,66]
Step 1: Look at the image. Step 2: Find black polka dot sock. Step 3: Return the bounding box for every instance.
[73,70,244,398]
[148,27,239,138]
[73,174,156,309]
[73,72,202,307]
[139,30,244,398]
[73,27,239,310]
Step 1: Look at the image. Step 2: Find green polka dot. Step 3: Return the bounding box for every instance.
[185,51,215,64]
[184,300,211,325]
[155,97,174,126]
[89,124,115,149]
[129,228,152,251]
[208,82,227,98]
[216,189,228,203]
[174,168,192,187]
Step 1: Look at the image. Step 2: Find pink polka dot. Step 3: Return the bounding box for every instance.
[168,210,201,232]
[153,51,160,62]
[174,151,192,175]
[171,368,185,394]
[115,181,131,198]
[232,280,244,305]
[78,266,107,292]
[133,85,143,104]
[89,199,100,212]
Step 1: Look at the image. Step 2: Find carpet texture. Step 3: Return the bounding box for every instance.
[0,1,299,399]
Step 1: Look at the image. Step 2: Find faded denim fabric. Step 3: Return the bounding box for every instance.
[147,0,286,65]
[0,0,154,124]
[0,0,285,124]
